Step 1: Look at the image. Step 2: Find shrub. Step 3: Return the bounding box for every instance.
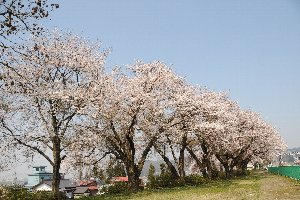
[147,173,185,189]
[0,185,29,200]
[235,169,250,177]
[102,182,129,194]
[184,174,207,186]
[0,185,66,200]
[31,191,66,200]
[211,169,221,179]
[147,173,209,189]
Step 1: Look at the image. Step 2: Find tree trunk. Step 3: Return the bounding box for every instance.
[162,154,180,179]
[242,160,249,171]
[241,161,248,174]
[178,135,187,178]
[223,164,231,178]
[178,152,185,178]
[155,146,180,179]
[200,141,213,178]
[203,154,213,178]
[114,125,155,191]
[125,161,141,191]
[49,101,62,199]
[215,154,232,179]
[186,146,208,178]
[52,136,61,199]
[239,159,250,175]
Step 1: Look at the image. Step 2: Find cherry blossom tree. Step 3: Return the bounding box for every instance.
[168,88,235,178]
[158,85,287,179]
[202,108,286,177]
[0,30,108,197]
[195,92,241,177]
[0,0,58,50]
[231,110,287,174]
[0,26,287,198]
[152,85,204,179]
[72,61,186,190]
[185,89,286,178]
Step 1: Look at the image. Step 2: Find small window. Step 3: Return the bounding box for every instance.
[36,168,39,171]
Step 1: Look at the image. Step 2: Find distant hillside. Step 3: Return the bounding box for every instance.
[287,147,300,152]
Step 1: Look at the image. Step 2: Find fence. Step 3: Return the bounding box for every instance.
[268,166,300,180]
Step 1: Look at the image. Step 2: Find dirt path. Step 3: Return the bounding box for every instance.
[259,173,300,200]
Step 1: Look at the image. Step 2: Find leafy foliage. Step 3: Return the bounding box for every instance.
[101,182,130,195]
[184,174,207,186]
[106,157,126,180]
[0,185,66,200]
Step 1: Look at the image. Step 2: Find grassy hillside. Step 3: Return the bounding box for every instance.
[82,171,300,200]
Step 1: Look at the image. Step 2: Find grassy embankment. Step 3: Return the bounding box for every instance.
[81,171,300,200]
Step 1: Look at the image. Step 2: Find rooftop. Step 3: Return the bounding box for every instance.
[32,179,76,190]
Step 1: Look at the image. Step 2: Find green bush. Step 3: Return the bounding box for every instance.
[211,169,221,179]
[102,182,129,194]
[235,169,250,177]
[31,191,66,200]
[147,173,209,189]
[0,186,28,200]
[147,173,185,189]
[0,185,66,200]
[184,174,207,186]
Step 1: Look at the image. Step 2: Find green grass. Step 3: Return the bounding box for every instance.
[81,171,300,200]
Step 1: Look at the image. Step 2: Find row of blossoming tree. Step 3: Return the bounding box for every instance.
[0,31,286,195]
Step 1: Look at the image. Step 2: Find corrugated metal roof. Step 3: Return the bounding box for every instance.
[73,186,89,194]
[33,179,76,189]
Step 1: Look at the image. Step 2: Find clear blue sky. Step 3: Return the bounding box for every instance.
[46,0,300,148]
